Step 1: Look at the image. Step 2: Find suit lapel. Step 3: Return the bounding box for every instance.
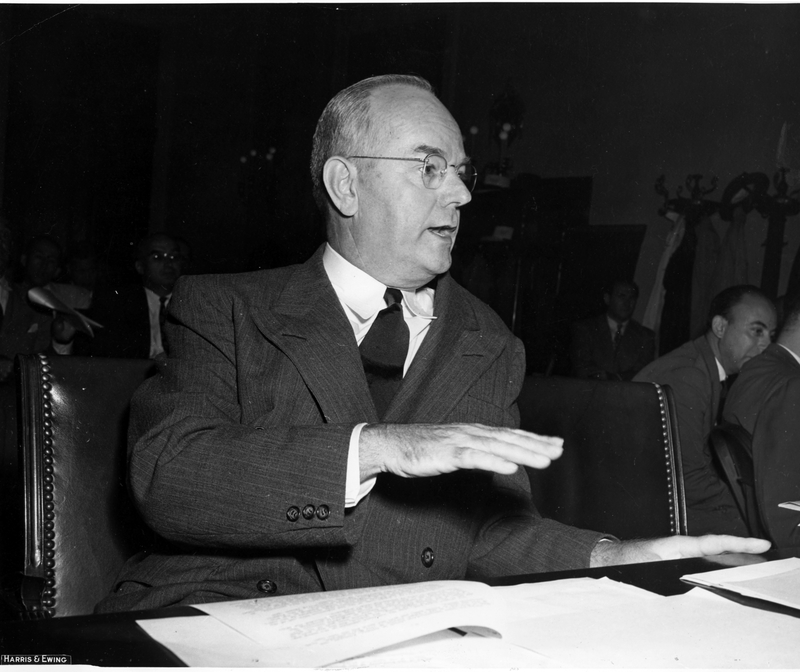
[249,248,378,424]
[387,275,508,423]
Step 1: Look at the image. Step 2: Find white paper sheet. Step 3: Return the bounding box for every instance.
[149,580,504,668]
[501,587,800,668]
[682,556,800,610]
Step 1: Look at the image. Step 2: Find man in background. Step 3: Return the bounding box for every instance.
[635,285,777,535]
[571,278,654,380]
[723,293,800,549]
[82,232,182,361]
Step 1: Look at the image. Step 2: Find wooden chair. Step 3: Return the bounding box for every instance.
[708,422,765,538]
[519,375,687,539]
[14,353,157,618]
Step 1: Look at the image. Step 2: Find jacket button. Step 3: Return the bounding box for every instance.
[286,506,300,522]
[302,504,315,520]
[256,579,277,594]
[316,504,330,520]
[421,547,435,568]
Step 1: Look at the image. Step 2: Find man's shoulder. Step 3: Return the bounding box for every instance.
[571,313,605,336]
[627,319,655,338]
[443,275,513,337]
[727,345,800,428]
[633,337,708,384]
[736,344,800,387]
[177,264,304,299]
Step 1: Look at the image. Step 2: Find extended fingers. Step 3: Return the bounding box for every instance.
[449,425,563,471]
[691,534,771,557]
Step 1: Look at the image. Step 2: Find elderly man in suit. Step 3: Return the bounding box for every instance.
[723,294,800,549]
[635,285,777,536]
[571,279,655,381]
[97,75,768,613]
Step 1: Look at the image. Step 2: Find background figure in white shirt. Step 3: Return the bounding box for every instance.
[570,278,655,381]
[76,233,183,361]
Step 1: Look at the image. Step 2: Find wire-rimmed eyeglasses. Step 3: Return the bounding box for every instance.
[347,153,478,192]
[147,251,181,263]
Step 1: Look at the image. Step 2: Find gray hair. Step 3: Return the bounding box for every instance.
[310,74,434,214]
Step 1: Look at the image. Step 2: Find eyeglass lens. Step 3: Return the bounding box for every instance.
[422,155,477,192]
[150,252,179,262]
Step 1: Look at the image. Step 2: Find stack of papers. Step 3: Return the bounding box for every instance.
[682,556,800,611]
[137,560,800,668]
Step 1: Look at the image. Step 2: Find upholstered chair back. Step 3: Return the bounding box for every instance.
[520,375,687,539]
[16,354,157,618]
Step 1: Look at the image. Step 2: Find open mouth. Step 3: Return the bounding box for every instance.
[428,225,457,237]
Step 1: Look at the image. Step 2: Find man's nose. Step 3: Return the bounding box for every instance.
[443,169,472,206]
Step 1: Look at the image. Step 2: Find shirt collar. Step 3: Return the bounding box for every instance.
[607,315,628,332]
[714,357,727,382]
[144,286,171,304]
[323,243,435,320]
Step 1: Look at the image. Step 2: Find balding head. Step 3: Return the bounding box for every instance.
[310,74,434,219]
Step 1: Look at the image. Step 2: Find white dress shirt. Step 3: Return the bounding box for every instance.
[322,244,437,507]
[606,315,628,341]
[145,287,171,359]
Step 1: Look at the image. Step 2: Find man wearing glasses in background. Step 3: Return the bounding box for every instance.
[97,74,767,613]
[78,232,182,361]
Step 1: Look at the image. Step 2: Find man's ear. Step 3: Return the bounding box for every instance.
[711,315,728,338]
[323,157,358,217]
[603,293,611,308]
[134,260,144,277]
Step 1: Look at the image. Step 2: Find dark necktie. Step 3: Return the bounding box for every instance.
[613,322,623,351]
[359,288,409,419]
[717,373,738,424]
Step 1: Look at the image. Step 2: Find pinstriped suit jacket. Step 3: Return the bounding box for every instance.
[96,245,604,613]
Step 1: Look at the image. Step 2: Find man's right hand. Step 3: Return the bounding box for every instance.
[359,423,563,481]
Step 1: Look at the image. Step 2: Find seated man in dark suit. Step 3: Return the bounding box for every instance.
[635,285,777,536]
[97,75,768,613]
[723,293,800,549]
[571,279,655,380]
[82,233,182,361]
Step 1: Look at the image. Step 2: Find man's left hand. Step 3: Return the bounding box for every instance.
[590,534,771,567]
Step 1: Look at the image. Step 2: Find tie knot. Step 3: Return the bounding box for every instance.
[384,288,403,308]
[160,296,168,307]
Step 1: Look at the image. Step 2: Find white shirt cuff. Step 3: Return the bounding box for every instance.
[345,422,377,507]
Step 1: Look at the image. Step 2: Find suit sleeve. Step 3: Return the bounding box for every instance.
[128,275,356,552]
[753,379,800,549]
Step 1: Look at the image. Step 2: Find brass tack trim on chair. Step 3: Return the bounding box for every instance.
[29,353,58,617]
[652,382,688,536]
[656,384,677,534]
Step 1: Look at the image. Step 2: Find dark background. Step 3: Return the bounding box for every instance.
[1,3,799,370]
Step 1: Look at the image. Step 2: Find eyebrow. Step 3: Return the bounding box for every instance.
[413,144,471,165]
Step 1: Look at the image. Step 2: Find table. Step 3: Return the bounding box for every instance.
[0,552,785,667]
